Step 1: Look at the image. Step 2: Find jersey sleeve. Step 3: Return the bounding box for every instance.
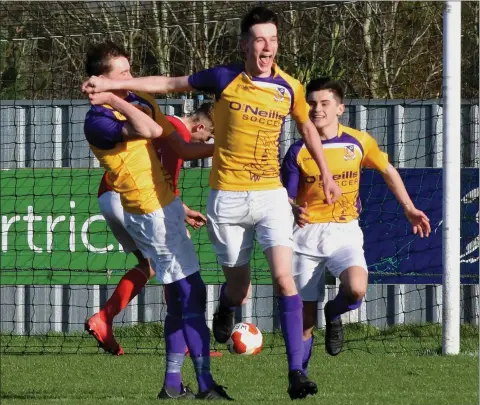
[84,107,125,150]
[290,82,310,124]
[362,134,390,172]
[188,64,242,99]
[281,144,302,200]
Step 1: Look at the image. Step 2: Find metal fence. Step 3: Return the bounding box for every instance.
[1,98,478,333]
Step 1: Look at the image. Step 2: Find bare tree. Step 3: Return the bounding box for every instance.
[0,1,476,100]
[344,1,443,98]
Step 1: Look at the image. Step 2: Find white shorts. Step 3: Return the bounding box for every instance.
[124,197,199,284]
[206,188,294,267]
[292,220,368,302]
[98,191,138,254]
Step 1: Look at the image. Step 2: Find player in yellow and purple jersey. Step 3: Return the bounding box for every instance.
[82,42,231,401]
[281,77,431,371]
[81,8,342,400]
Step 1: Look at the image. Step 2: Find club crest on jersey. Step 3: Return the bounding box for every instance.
[274,87,285,102]
[344,145,356,160]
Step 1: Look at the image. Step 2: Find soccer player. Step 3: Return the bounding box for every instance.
[82,42,231,400]
[281,77,431,373]
[81,7,341,399]
[87,103,213,363]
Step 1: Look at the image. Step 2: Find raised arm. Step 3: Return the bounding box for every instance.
[296,119,341,204]
[82,75,192,95]
[89,92,162,139]
[381,164,431,238]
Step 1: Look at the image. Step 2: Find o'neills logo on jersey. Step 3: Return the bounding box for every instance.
[303,170,359,187]
[332,171,358,181]
[229,101,285,127]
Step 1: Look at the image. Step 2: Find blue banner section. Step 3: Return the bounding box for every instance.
[359,168,479,284]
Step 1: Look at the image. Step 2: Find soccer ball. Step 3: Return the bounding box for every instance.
[226,322,263,355]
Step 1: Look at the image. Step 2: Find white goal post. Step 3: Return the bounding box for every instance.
[442,0,462,355]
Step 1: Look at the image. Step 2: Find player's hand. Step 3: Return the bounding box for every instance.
[81,76,112,95]
[405,206,431,238]
[87,91,113,106]
[293,202,310,228]
[185,209,207,230]
[322,174,342,205]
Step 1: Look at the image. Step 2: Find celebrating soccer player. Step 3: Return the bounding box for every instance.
[281,77,431,373]
[82,42,231,400]
[81,7,342,400]
[87,101,214,388]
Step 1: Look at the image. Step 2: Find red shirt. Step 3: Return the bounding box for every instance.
[98,115,191,198]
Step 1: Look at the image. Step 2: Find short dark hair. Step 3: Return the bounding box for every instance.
[240,6,278,37]
[192,102,214,124]
[85,41,129,76]
[306,77,345,103]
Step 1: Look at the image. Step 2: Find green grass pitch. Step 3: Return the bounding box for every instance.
[1,324,478,405]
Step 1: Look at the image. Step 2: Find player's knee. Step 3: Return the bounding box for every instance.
[273,274,297,297]
[345,284,366,303]
[341,266,367,303]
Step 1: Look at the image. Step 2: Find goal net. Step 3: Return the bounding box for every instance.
[0,1,478,355]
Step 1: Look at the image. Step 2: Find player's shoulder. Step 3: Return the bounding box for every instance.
[189,63,244,96]
[166,115,186,131]
[339,124,375,145]
[209,62,244,75]
[85,104,126,122]
[129,91,160,113]
[166,114,181,125]
[191,63,244,80]
[131,91,156,104]
[274,65,303,90]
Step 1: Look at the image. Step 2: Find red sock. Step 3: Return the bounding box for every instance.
[100,268,148,322]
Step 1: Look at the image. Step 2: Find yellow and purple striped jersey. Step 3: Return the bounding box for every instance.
[188,63,309,191]
[281,124,389,223]
[84,91,176,215]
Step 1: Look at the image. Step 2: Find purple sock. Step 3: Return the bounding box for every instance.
[219,283,235,312]
[164,286,187,393]
[329,286,363,321]
[302,336,314,375]
[171,273,215,393]
[279,294,304,372]
[164,315,186,392]
[165,369,182,393]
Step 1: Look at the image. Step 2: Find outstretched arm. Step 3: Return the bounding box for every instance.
[381,164,431,237]
[82,75,192,95]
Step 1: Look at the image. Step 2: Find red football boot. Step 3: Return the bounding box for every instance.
[85,313,124,356]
